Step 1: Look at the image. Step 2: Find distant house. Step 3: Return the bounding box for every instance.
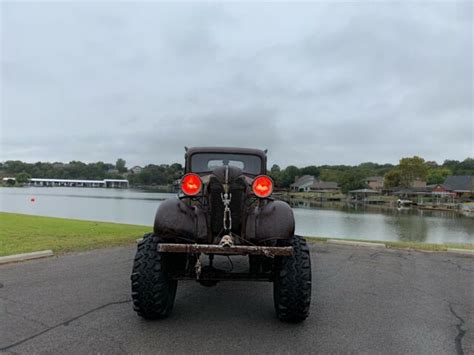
[443,176,474,198]
[130,166,143,174]
[308,181,339,192]
[290,175,339,192]
[410,179,427,188]
[290,175,317,191]
[431,184,453,195]
[385,179,428,196]
[393,186,433,199]
[2,177,16,185]
[365,176,384,191]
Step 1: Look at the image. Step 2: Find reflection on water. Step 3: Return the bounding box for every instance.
[1,187,473,244]
[385,213,429,243]
[0,187,164,226]
[0,189,168,201]
[289,199,473,244]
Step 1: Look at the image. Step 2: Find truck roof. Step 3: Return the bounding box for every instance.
[185,146,267,159]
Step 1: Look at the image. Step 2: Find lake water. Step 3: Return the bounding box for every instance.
[1,187,473,245]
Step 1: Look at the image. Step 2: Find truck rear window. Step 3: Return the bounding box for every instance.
[190,153,262,175]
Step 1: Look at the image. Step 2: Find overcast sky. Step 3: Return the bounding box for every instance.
[1,1,472,167]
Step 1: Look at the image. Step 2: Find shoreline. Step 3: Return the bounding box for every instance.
[1,212,472,258]
[283,195,474,217]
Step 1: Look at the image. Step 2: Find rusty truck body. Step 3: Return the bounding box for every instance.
[131,147,311,322]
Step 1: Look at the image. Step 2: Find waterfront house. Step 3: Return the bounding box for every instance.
[290,175,339,192]
[308,181,340,192]
[365,176,384,191]
[410,179,427,188]
[431,184,452,195]
[392,183,465,205]
[130,165,143,174]
[290,175,317,191]
[443,176,474,199]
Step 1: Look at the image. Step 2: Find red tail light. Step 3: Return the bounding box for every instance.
[181,173,202,196]
[252,175,273,198]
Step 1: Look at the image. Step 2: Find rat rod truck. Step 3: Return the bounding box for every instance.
[131,147,311,322]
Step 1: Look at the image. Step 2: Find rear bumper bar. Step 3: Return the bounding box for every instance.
[158,243,294,256]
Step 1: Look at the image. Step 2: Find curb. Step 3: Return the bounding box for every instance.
[0,250,54,265]
[326,239,386,248]
[136,238,143,243]
[447,248,474,256]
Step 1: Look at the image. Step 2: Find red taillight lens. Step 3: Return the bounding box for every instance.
[252,175,273,198]
[181,173,202,196]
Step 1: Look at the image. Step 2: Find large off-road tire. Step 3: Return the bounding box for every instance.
[131,233,180,319]
[273,235,312,322]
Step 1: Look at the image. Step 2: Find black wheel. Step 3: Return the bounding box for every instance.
[273,235,312,322]
[131,233,182,319]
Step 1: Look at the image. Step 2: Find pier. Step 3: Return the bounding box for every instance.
[28,178,129,188]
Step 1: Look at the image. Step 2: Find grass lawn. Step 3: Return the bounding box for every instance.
[0,212,151,256]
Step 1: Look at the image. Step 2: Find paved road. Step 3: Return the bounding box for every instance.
[1,243,472,354]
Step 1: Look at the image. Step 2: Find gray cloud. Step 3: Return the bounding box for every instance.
[1,1,472,167]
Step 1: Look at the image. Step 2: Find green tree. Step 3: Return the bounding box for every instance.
[339,170,365,194]
[426,167,452,185]
[170,163,183,172]
[398,156,428,187]
[384,169,401,189]
[425,161,438,168]
[442,159,460,173]
[116,158,127,173]
[165,163,183,183]
[270,164,281,173]
[5,178,16,186]
[319,168,344,183]
[300,165,320,178]
[66,161,88,179]
[441,158,474,175]
[15,172,31,184]
[269,164,282,187]
[280,166,300,187]
[4,160,28,174]
[456,158,474,175]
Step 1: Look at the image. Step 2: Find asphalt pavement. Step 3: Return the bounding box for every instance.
[1,243,473,354]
